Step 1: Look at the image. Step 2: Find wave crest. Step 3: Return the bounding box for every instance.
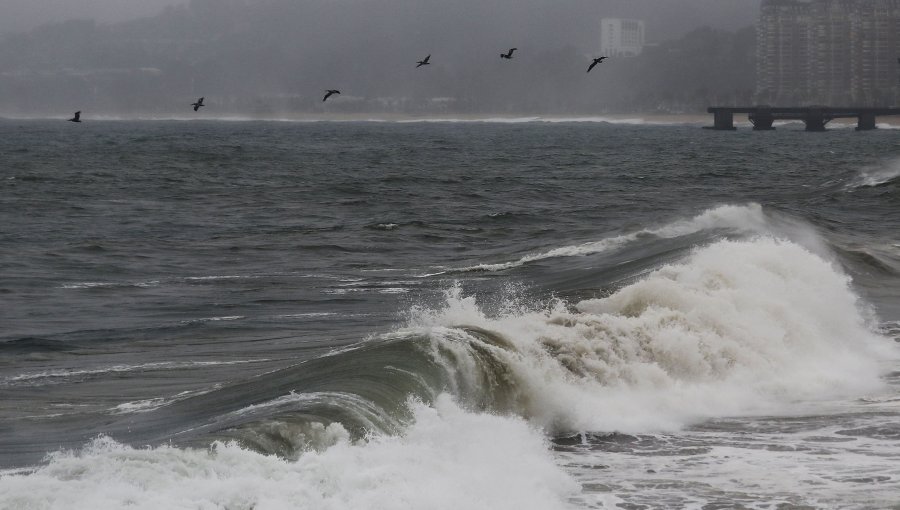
[410,238,895,433]
[847,158,900,189]
[457,203,770,272]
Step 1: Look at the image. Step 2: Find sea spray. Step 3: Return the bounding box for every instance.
[0,395,578,510]
[458,203,776,273]
[408,237,895,433]
[847,157,900,189]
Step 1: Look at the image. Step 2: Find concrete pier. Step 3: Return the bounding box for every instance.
[707,106,900,132]
[712,110,737,130]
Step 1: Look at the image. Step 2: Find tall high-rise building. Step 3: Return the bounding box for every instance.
[600,18,645,57]
[756,0,900,105]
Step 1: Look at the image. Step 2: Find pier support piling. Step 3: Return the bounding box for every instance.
[749,111,775,130]
[856,113,877,131]
[712,110,737,131]
[803,110,830,132]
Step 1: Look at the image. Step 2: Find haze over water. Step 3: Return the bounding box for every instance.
[1,118,899,508]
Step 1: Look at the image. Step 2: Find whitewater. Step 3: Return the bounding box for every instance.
[1,120,899,509]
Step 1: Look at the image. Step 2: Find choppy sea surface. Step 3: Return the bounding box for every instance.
[2,118,900,509]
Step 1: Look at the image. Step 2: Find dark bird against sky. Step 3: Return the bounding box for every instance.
[191,97,205,111]
[323,89,340,102]
[500,48,517,59]
[416,55,431,68]
[587,56,608,73]
[68,111,81,122]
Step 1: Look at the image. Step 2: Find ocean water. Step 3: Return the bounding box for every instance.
[1,118,899,509]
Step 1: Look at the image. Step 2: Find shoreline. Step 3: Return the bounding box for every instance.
[2,112,898,127]
[0,112,711,125]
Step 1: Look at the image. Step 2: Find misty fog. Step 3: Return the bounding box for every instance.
[0,0,761,117]
[1,0,178,35]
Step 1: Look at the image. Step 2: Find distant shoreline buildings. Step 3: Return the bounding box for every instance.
[600,18,645,57]
[756,0,900,106]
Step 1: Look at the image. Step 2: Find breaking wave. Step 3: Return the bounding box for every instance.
[408,237,894,432]
[456,203,797,272]
[3,224,896,509]
[0,397,578,510]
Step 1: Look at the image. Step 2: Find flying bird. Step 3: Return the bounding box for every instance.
[68,111,81,123]
[191,97,205,111]
[500,48,517,59]
[587,56,608,73]
[323,89,340,102]
[416,55,431,68]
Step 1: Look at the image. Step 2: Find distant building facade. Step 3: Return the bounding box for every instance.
[600,18,645,57]
[757,0,900,105]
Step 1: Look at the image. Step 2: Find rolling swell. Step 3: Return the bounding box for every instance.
[5,204,885,470]
[113,227,897,460]
[107,323,529,457]
[0,202,863,468]
[448,203,819,274]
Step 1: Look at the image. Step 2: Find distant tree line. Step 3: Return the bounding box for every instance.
[0,0,756,116]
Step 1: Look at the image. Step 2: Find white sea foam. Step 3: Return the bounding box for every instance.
[460,203,772,272]
[273,312,339,319]
[178,315,246,324]
[0,396,578,510]
[5,240,896,509]
[560,415,900,509]
[1,114,698,126]
[59,282,122,289]
[394,116,699,125]
[110,388,221,415]
[410,237,897,433]
[59,272,325,290]
[3,360,269,387]
[847,157,900,189]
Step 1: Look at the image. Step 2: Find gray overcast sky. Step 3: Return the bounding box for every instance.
[1,0,760,38]
[0,0,180,34]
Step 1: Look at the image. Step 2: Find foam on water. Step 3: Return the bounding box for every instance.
[394,116,697,125]
[0,395,578,510]
[459,203,772,272]
[410,237,897,433]
[4,217,896,508]
[1,114,699,125]
[2,360,269,388]
[847,157,900,189]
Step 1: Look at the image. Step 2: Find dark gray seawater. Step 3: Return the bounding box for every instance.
[1,118,899,509]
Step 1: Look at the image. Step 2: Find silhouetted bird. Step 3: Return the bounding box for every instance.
[587,56,608,73]
[191,97,205,111]
[68,111,81,123]
[500,48,517,59]
[323,90,340,102]
[416,55,431,68]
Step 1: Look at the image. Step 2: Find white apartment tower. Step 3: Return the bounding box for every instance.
[600,18,645,57]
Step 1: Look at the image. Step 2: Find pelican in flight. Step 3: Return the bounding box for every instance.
[587,56,608,73]
[500,48,517,59]
[68,111,81,123]
[323,89,340,102]
[191,97,205,111]
[416,54,431,68]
